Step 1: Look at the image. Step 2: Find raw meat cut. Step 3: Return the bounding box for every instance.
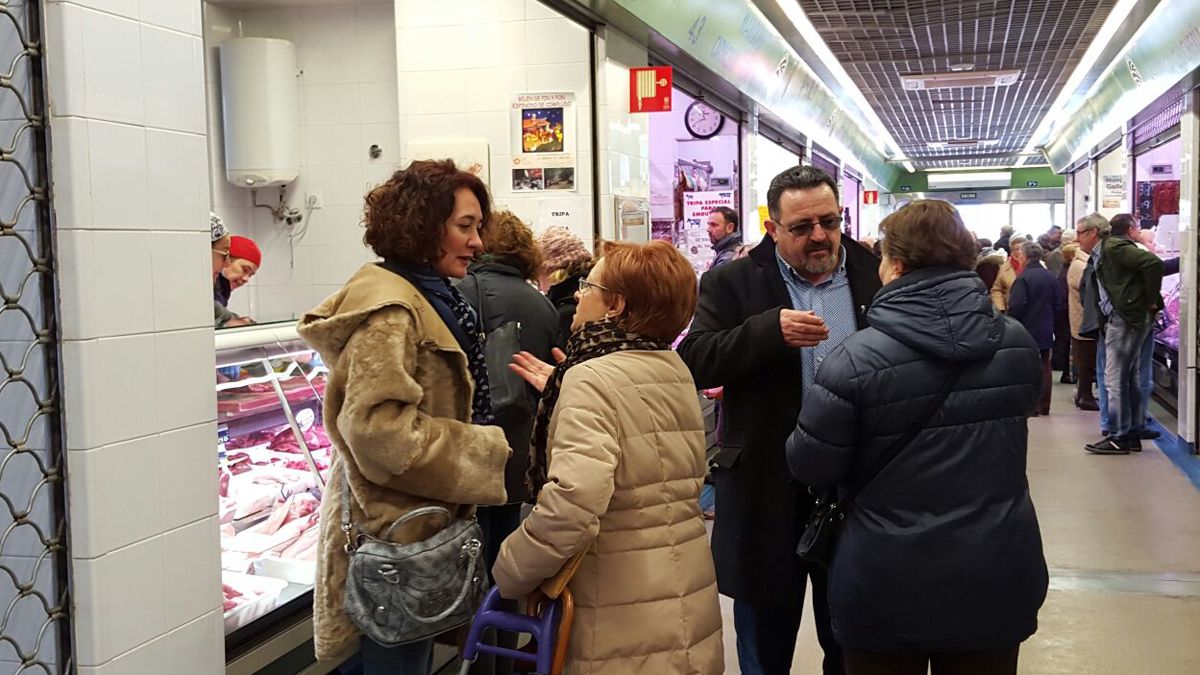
[279,522,320,560]
[269,425,332,453]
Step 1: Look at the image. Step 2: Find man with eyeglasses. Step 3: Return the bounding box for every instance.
[679,166,882,675]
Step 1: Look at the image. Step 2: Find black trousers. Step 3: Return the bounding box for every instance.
[844,646,1019,675]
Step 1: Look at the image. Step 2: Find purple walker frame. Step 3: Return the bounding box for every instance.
[458,586,563,675]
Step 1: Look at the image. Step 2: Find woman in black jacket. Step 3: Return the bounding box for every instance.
[455,212,562,675]
[786,200,1048,675]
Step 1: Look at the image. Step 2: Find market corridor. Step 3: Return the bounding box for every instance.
[719,382,1200,674]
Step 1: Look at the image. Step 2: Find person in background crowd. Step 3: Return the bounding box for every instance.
[1077,214,1112,431]
[996,224,1016,254]
[1086,213,1164,455]
[215,235,262,307]
[1068,232,1100,411]
[454,211,561,675]
[1058,243,1080,385]
[976,238,1006,292]
[297,159,510,673]
[787,198,1046,675]
[990,235,1027,312]
[537,226,594,339]
[1009,242,1062,417]
[1049,231,1077,381]
[678,165,882,675]
[211,213,252,329]
[497,240,723,675]
[708,206,743,270]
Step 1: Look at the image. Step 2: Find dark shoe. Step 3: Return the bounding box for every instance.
[1060,375,1076,384]
[1138,428,1161,440]
[1086,438,1131,455]
[1077,399,1099,411]
[1028,411,1041,418]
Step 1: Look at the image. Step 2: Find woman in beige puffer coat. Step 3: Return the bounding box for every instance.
[494,240,724,675]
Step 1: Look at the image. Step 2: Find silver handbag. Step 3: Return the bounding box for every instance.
[340,466,487,646]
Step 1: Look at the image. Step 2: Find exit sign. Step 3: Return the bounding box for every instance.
[899,185,912,192]
[1026,180,1039,187]
[960,192,977,199]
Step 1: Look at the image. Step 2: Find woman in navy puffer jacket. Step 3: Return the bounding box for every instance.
[786,200,1048,675]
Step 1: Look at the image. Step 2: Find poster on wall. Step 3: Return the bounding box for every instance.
[616,196,650,242]
[511,93,576,192]
[681,190,736,273]
[1102,174,1125,209]
[407,140,490,185]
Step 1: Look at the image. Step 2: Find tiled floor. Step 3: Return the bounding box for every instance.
[718,381,1200,673]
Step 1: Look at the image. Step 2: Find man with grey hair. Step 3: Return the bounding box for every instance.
[1009,241,1061,415]
[1086,213,1164,454]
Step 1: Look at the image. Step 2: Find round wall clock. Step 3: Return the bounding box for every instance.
[685,100,725,139]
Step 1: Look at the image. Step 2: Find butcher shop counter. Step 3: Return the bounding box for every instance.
[214,324,459,675]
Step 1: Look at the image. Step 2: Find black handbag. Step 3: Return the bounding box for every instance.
[796,363,968,568]
[467,273,534,419]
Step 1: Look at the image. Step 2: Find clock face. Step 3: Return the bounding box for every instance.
[685,101,725,139]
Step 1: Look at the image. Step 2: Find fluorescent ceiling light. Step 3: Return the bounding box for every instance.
[772,0,905,160]
[926,139,1001,149]
[902,161,916,173]
[1019,0,1140,163]
[900,70,1021,91]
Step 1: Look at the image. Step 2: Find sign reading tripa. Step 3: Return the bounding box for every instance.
[630,66,673,113]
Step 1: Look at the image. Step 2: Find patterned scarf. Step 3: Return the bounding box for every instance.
[380,259,493,425]
[444,282,495,425]
[527,317,669,497]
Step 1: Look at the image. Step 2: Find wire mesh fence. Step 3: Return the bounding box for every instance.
[0,1,72,673]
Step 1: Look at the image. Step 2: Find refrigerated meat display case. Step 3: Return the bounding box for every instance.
[215,324,457,674]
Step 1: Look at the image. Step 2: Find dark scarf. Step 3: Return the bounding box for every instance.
[214,275,232,307]
[527,317,669,496]
[379,260,494,425]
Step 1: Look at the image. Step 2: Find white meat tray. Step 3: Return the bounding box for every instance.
[253,557,317,585]
[223,572,289,633]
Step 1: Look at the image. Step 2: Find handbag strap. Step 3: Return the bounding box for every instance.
[467,272,488,337]
[339,461,454,551]
[845,362,969,501]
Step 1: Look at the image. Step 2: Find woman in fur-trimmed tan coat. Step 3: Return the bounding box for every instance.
[495,241,723,675]
[298,161,511,669]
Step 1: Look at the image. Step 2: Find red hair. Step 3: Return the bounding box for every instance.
[598,240,697,341]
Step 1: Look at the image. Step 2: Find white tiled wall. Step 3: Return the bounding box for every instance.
[204,1,397,324]
[394,0,597,250]
[43,0,222,672]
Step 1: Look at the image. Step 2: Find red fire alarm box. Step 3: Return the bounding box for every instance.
[630,66,673,113]
[863,190,879,205]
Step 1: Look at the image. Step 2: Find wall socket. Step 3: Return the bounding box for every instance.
[305,190,323,209]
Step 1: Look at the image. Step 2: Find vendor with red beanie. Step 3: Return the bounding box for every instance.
[214,235,262,307]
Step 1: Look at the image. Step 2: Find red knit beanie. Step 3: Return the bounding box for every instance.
[228,236,262,267]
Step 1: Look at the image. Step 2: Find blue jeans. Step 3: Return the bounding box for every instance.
[732,575,843,675]
[699,484,716,513]
[358,637,434,675]
[1136,328,1155,432]
[1097,338,1109,434]
[1103,315,1151,440]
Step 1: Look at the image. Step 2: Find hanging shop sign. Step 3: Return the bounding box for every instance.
[511,93,577,192]
[862,190,879,205]
[606,0,899,186]
[629,66,673,113]
[1026,180,1039,187]
[959,192,978,200]
[1042,0,1200,170]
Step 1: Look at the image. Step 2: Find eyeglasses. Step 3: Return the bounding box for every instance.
[782,215,843,237]
[578,278,614,295]
[213,248,231,262]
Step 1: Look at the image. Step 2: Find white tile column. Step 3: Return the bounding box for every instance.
[594,26,650,244]
[43,0,223,672]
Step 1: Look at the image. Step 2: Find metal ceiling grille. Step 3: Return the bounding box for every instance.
[798,0,1117,169]
[1132,96,1184,147]
[0,1,72,673]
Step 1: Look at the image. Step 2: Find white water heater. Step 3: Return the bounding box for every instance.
[218,38,300,188]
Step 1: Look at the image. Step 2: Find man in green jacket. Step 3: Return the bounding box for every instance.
[1087,214,1164,454]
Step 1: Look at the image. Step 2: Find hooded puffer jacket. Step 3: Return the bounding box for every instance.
[786,267,1048,653]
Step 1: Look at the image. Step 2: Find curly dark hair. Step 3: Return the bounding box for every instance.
[363,159,492,264]
[483,211,542,280]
